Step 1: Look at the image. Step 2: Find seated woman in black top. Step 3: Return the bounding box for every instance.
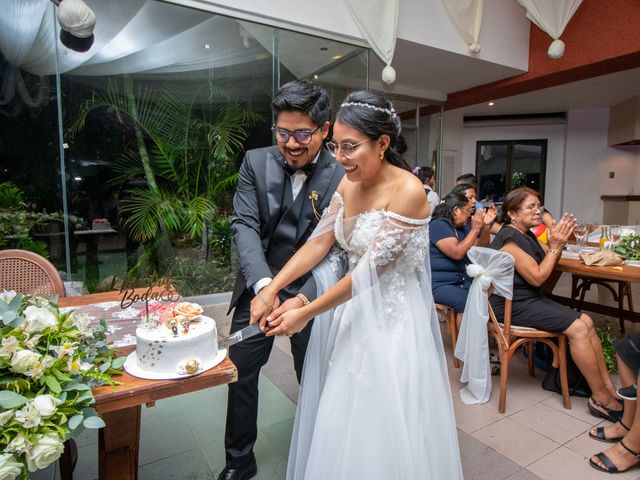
[491,187,622,422]
[429,192,492,312]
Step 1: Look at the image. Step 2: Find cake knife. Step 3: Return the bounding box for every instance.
[219,323,263,347]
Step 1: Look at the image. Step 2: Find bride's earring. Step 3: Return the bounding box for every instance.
[380,151,384,160]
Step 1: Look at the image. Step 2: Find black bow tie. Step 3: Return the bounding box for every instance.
[282,161,315,176]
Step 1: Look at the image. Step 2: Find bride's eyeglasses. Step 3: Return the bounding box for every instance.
[326,138,372,160]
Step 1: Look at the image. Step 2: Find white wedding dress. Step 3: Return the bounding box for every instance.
[287,192,462,479]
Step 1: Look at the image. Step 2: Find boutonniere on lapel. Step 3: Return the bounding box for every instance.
[308,191,321,220]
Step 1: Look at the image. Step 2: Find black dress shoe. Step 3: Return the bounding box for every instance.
[217,458,257,480]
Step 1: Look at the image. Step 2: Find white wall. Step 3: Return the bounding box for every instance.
[456,109,640,222]
[563,109,640,222]
[174,0,530,70]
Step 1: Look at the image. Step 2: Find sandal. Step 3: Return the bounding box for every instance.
[589,419,630,443]
[588,397,624,423]
[589,439,640,473]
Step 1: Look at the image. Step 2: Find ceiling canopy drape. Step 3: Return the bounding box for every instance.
[517,0,583,59]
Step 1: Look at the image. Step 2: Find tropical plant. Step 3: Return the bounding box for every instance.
[0,182,24,210]
[0,292,123,478]
[66,76,262,246]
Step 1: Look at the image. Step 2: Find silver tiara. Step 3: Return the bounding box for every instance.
[340,101,397,119]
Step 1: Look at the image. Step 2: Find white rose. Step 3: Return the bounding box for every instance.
[0,453,23,480]
[0,410,14,426]
[14,403,42,429]
[22,306,58,334]
[25,433,64,472]
[32,395,62,418]
[0,290,17,304]
[6,433,30,454]
[0,336,19,360]
[9,350,42,374]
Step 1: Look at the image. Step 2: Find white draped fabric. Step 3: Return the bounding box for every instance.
[441,0,484,54]
[516,0,583,59]
[344,0,399,84]
[287,192,462,479]
[454,247,514,404]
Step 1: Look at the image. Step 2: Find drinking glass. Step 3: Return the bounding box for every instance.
[610,225,621,244]
[574,221,587,247]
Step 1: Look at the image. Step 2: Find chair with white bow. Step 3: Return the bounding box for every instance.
[454,247,571,413]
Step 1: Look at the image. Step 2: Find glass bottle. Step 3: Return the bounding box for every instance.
[599,225,609,250]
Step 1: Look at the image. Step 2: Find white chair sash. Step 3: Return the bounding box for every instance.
[454,247,514,404]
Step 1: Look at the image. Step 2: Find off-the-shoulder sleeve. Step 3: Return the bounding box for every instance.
[366,211,429,275]
[308,191,343,241]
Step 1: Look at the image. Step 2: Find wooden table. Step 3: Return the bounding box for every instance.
[545,256,640,322]
[58,290,237,480]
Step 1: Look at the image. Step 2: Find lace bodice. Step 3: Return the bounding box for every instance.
[331,192,429,276]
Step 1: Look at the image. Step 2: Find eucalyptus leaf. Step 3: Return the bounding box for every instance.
[0,390,28,408]
[68,414,84,430]
[82,407,98,418]
[44,375,62,394]
[83,416,106,429]
[112,357,127,369]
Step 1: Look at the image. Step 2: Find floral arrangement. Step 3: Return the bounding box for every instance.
[0,291,123,479]
[614,233,640,261]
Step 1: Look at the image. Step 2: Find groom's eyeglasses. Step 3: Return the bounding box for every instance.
[272,125,320,145]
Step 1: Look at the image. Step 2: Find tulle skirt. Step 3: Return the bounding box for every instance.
[286,256,463,479]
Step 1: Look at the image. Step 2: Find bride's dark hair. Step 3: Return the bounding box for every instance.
[336,90,410,171]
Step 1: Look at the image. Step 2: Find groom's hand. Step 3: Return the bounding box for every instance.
[260,297,303,331]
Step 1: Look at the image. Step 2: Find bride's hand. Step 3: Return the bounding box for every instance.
[264,307,310,337]
[250,287,280,326]
[258,297,304,331]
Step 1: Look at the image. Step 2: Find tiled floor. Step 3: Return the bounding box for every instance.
[32,273,640,479]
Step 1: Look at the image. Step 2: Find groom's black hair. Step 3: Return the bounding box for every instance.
[271,80,331,127]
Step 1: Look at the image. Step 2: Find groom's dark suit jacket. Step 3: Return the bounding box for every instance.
[228,145,343,313]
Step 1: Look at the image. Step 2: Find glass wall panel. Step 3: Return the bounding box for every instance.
[0,0,367,295]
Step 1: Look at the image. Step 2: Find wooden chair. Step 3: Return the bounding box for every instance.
[0,249,65,296]
[487,288,571,414]
[435,303,460,368]
[0,249,77,478]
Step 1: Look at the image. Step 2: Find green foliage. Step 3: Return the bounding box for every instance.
[165,256,236,297]
[614,233,640,261]
[66,77,262,244]
[595,324,617,373]
[0,210,49,257]
[0,182,24,209]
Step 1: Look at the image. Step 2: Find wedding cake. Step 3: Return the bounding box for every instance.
[124,302,225,379]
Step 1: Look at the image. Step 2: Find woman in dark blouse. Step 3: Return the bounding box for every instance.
[429,192,492,312]
[491,187,622,423]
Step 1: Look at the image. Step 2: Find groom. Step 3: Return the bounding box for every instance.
[218,80,343,480]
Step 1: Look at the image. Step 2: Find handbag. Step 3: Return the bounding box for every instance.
[540,343,592,398]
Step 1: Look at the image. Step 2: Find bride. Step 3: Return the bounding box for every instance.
[252,90,462,479]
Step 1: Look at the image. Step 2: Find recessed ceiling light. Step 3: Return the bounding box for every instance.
[488,101,495,106]
[313,75,318,80]
[332,54,342,60]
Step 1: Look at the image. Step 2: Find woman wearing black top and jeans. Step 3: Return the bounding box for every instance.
[490,187,622,423]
